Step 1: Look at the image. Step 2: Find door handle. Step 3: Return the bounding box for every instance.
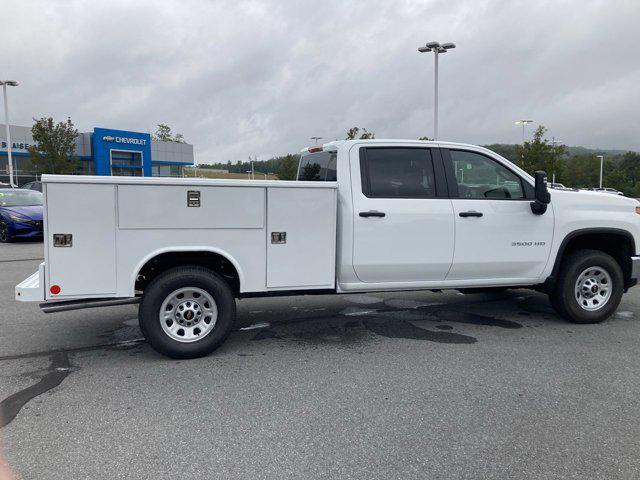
[359,211,386,218]
[459,211,483,218]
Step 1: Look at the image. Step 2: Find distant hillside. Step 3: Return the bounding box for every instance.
[564,146,633,157]
[483,143,635,163]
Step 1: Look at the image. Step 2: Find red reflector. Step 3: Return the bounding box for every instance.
[308,146,323,153]
[50,285,61,295]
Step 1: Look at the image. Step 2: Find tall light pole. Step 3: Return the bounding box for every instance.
[551,137,563,183]
[310,136,322,145]
[514,119,533,163]
[597,155,604,188]
[514,119,533,144]
[1,80,19,187]
[418,41,455,140]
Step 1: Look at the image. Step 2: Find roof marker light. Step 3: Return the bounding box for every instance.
[308,146,323,153]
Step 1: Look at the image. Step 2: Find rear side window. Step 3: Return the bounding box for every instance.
[297,151,337,181]
[360,148,436,198]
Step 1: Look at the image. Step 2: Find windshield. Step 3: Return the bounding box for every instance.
[0,189,43,207]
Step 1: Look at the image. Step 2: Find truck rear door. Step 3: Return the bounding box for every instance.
[350,145,454,283]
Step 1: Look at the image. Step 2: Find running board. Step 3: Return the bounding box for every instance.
[40,297,141,313]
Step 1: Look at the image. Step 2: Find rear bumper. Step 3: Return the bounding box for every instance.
[15,263,46,301]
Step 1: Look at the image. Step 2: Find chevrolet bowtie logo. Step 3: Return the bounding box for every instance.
[102,136,115,141]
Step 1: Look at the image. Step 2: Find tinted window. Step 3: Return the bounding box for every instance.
[297,151,337,181]
[449,150,524,199]
[361,148,435,198]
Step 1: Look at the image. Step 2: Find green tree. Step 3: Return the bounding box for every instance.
[617,152,640,190]
[560,154,601,188]
[514,125,566,178]
[483,144,518,163]
[153,124,186,143]
[27,117,79,174]
[277,154,299,180]
[346,127,376,140]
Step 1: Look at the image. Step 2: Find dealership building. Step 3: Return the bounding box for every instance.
[0,124,194,184]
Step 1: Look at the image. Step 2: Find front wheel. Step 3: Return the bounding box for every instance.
[0,221,12,243]
[139,266,236,358]
[549,249,623,324]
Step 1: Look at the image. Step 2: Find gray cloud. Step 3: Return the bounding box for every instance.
[3,0,639,163]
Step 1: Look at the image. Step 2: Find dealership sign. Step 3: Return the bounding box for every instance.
[102,135,147,146]
[0,141,34,153]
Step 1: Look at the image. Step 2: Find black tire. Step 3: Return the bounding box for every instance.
[0,221,12,243]
[549,249,623,324]
[139,266,236,359]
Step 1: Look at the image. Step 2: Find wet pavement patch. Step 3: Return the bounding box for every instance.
[424,310,523,329]
[252,329,282,341]
[363,317,476,344]
[516,299,556,316]
[0,352,72,428]
[247,300,529,346]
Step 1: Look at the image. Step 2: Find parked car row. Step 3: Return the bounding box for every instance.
[583,187,625,196]
[0,188,44,243]
[548,183,625,196]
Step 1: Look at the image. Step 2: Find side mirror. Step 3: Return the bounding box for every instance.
[530,171,550,215]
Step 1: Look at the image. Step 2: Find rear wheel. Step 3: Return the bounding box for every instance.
[549,249,623,324]
[139,266,236,358]
[0,221,11,243]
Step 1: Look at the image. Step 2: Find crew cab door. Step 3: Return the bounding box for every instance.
[442,149,554,281]
[350,146,454,283]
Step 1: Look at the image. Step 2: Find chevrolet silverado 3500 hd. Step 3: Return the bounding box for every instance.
[15,140,640,358]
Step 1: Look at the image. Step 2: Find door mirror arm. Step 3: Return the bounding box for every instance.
[530,171,551,215]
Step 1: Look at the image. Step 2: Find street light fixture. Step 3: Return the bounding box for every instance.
[310,136,322,145]
[514,119,534,143]
[418,41,456,140]
[0,80,19,187]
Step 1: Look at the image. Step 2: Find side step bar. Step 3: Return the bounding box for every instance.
[40,297,141,314]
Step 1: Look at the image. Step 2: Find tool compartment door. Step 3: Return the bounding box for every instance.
[46,183,117,298]
[266,187,337,289]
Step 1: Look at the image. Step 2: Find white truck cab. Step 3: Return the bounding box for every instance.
[16,140,640,358]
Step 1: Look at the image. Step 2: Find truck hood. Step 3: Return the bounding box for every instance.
[0,205,43,221]
[550,188,640,252]
[550,188,638,209]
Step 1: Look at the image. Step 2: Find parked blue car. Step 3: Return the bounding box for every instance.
[0,189,44,242]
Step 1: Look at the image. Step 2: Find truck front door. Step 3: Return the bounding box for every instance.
[350,146,454,283]
[442,148,554,281]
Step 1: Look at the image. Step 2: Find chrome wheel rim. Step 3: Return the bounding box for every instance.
[575,266,612,311]
[159,287,218,343]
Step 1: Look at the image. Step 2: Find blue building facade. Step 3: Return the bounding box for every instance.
[0,125,194,185]
[92,128,153,176]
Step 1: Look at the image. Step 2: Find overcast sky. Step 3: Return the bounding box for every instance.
[3,0,639,163]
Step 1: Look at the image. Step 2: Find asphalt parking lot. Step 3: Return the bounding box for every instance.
[2,242,640,479]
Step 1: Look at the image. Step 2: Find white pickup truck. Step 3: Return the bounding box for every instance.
[16,139,640,358]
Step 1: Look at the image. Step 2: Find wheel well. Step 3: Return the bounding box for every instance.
[552,230,634,289]
[135,251,240,296]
